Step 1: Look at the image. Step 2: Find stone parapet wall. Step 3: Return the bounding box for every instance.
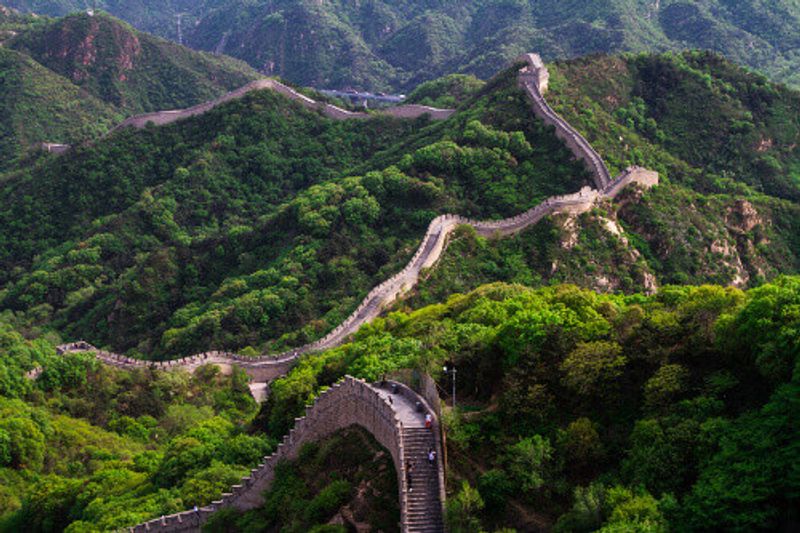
[603,166,660,199]
[517,53,611,189]
[130,377,415,533]
[55,51,657,388]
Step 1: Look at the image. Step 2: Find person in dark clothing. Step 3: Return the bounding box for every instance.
[406,460,414,492]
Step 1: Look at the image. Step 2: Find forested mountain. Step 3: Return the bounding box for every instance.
[0,10,259,166]
[0,51,798,361]
[0,278,797,531]
[264,278,800,532]
[6,11,259,112]
[5,0,800,91]
[0,46,119,166]
[412,51,800,301]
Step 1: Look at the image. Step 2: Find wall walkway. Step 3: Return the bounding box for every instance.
[111,79,455,131]
[129,377,445,533]
[50,52,660,531]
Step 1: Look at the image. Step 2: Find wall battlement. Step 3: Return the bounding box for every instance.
[129,377,445,533]
[53,54,658,384]
[517,53,612,189]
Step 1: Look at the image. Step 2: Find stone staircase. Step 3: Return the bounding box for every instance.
[403,427,445,533]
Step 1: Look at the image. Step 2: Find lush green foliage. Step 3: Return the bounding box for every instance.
[549,51,800,201]
[204,426,400,533]
[0,47,119,168]
[0,67,589,358]
[407,74,485,109]
[380,51,797,300]
[0,10,259,166]
[263,277,800,531]
[7,12,259,113]
[0,319,272,532]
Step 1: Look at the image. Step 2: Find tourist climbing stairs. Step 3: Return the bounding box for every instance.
[403,426,445,533]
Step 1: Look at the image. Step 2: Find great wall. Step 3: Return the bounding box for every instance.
[48,53,659,532]
[131,377,446,533]
[110,78,455,131]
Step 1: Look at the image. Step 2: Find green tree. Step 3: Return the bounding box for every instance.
[446,481,484,533]
[501,435,554,493]
[0,417,45,469]
[560,341,626,396]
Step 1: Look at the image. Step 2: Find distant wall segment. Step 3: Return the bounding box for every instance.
[111,79,454,132]
[517,53,612,189]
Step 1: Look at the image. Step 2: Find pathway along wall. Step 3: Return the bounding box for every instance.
[111,79,455,131]
[517,53,612,189]
[55,53,658,382]
[49,51,659,533]
[130,377,444,533]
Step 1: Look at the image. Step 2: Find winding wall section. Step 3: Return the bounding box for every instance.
[111,79,454,131]
[130,377,446,533]
[517,53,612,189]
[50,52,659,533]
[56,54,656,381]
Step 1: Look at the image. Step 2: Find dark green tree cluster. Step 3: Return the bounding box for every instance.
[262,277,800,531]
[0,318,274,532]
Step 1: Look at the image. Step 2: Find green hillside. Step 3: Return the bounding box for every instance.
[403,51,800,301]
[265,277,800,531]
[7,11,260,113]
[0,46,119,166]
[0,64,591,357]
[0,277,797,530]
[0,26,797,532]
[1,53,798,360]
[0,321,269,531]
[0,10,261,167]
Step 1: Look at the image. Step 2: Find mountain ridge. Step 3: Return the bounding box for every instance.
[6,0,800,91]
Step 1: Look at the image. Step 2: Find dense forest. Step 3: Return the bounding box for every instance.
[263,277,800,532]
[0,277,796,530]
[0,319,271,531]
[5,0,800,90]
[1,52,797,360]
[0,65,591,358]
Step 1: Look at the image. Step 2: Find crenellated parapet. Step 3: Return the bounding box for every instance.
[517,53,612,189]
[129,377,444,533]
[53,52,658,388]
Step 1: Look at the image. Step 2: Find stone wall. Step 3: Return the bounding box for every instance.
[55,51,657,389]
[130,377,411,533]
[111,80,453,132]
[517,53,612,189]
[602,166,660,199]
